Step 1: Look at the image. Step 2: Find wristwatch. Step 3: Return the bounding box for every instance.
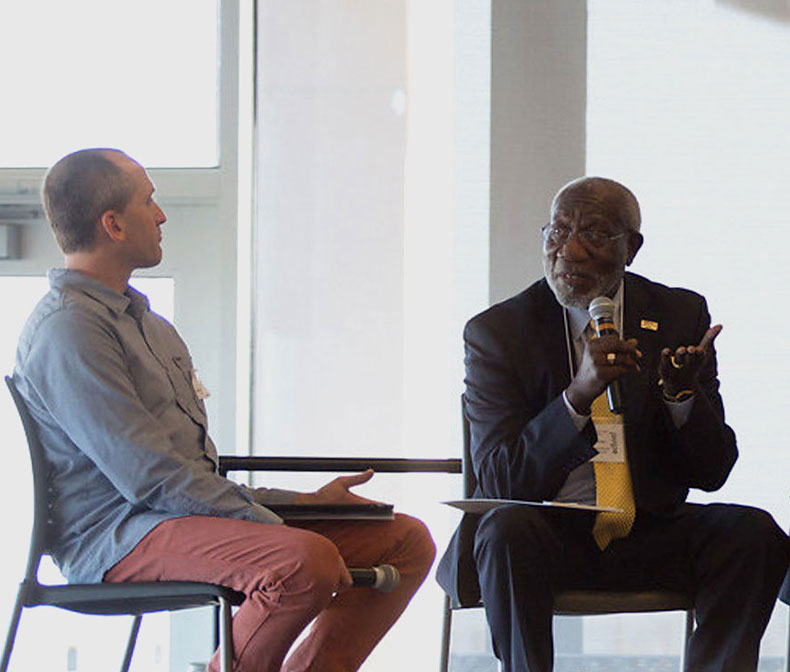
[661,386,695,403]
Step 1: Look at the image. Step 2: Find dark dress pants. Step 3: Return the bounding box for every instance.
[473,502,790,672]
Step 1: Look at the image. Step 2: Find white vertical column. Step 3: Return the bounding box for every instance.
[253,1,407,458]
[489,0,587,303]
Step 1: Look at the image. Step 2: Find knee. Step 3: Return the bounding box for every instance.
[472,506,562,588]
[707,505,789,564]
[724,505,783,544]
[394,513,436,572]
[474,505,550,556]
[283,532,345,600]
[473,506,564,579]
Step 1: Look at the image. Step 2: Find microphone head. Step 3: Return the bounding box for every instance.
[588,295,615,322]
[373,564,401,592]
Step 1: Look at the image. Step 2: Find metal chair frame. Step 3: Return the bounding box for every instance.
[439,396,695,672]
[783,566,790,672]
[2,376,244,672]
[3,374,463,672]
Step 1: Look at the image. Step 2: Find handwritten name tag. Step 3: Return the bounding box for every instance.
[191,370,211,400]
[592,423,626,463]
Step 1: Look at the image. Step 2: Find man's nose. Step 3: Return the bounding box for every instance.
[557,229,590,259]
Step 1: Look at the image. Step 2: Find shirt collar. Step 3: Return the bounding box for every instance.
[566,281,624,341]
[48,268,151,321]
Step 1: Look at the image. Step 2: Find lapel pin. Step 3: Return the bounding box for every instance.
[640,319,658,331]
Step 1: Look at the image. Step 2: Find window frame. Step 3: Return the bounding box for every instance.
[0,0,237,204]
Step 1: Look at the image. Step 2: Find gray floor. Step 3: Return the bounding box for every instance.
[449,654,786,672]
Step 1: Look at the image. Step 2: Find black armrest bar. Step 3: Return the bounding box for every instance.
[218,456,462,477]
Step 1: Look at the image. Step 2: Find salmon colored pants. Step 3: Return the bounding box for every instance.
[104,514,435,672]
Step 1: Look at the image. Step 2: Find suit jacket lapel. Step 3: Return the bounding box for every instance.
[525,278,664,422]
[532,282,573,398]
[622,274,663,448]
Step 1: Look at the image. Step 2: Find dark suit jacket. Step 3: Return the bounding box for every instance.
[436,272,738,605]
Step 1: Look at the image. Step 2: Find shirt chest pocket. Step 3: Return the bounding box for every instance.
[166,355,208,428]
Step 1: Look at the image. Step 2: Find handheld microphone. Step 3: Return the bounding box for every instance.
[588,295,625,414]
[349,565,400,592]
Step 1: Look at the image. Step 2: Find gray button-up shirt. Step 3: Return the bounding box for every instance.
[14,269,288,584]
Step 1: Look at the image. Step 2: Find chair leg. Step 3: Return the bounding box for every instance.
[0,590,25,672]
[786,608,790,672]
[213,603,221,651]
[120,615,142,672]
[439,595,452,672]
[218,597,234,672]
[679,608,694,672]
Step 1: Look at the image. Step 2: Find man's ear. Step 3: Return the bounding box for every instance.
[626,232,643,266]
[99,210,125,242]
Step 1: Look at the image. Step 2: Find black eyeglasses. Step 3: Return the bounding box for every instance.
[541,224,628,250]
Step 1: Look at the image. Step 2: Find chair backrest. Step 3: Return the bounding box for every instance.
[5,375,52,584]
[460,394,477,499]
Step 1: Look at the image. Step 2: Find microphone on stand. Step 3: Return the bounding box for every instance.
[349,565,400,592]
[588,295,625,414]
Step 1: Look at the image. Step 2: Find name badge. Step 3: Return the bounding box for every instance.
[592,423,626,463]
[191,370,211,401]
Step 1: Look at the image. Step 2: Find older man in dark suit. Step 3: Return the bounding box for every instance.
[437,177,789,672]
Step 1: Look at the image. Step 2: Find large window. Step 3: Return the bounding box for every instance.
[0,0,219,168]
[586,0,790,665]
[0,1,239,670]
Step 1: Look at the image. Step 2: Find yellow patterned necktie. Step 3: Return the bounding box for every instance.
[590,390,635,550]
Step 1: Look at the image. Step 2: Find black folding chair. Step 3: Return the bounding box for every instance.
[2,375,245,672]
[439,395,695,672]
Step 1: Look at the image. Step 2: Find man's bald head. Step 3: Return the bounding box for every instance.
[42,148,137,254]
[551,176,641,235]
